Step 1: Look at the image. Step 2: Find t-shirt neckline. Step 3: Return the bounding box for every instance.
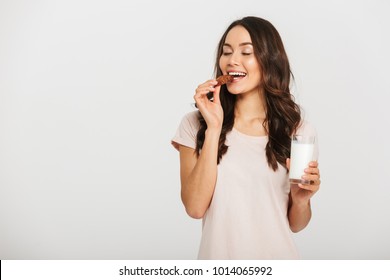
[232,127,268,140]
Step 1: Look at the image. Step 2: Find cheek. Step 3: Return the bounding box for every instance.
[219,57,225,69]
[245,58,260,72]
[247,62,262,81]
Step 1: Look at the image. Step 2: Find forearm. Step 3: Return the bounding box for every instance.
[288,200,312,233]
[181,129,220,219]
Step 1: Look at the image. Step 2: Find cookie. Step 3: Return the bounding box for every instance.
[216,75,233,86]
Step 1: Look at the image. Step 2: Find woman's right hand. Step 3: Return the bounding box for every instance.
[194,79,224,131]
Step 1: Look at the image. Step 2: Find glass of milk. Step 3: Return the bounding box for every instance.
[289,135,315,184]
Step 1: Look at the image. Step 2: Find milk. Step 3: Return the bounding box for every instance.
[289,138,314,184]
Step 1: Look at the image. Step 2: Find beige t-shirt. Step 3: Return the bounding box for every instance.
[172,110,318,259]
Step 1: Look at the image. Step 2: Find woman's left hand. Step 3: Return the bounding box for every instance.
[286,159,321,205]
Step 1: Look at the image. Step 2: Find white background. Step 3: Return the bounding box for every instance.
[1,0,389,259]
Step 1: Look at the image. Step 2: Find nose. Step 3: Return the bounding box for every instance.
[228,51,240,66]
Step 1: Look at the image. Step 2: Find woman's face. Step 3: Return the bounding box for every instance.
[219,25,262,96]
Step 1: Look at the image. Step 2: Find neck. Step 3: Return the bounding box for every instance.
[234,90,266,122]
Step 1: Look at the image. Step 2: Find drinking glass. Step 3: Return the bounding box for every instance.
[289,135,315,184]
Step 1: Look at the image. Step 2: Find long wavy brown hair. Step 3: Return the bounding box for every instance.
[195,16,301,171]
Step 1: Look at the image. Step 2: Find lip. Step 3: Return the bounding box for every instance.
[231,77,244,83]
[226,70,247,83]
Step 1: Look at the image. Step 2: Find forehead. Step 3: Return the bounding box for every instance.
[224,25,252,46]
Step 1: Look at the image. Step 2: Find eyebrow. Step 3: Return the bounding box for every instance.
[223,42,253,47]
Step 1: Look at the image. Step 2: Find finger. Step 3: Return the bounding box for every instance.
[196,85,215,94]
[286,158,290,170]
[194,87,214,101]
[308,161,318,168]
[302,173,320,182]
[194,80,220,106]
[304,167,320,176]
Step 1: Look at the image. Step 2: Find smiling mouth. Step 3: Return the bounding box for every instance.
[228,71,247,79]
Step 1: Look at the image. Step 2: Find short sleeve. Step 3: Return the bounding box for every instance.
[296,121,319,161]
[171,110,200,151]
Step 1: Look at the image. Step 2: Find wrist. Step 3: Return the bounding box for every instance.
[291,199,311,211]
[205,127,222,138]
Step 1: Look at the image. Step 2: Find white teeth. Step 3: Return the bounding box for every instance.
[228,72,246,77]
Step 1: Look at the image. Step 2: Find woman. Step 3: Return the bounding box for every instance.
[172,16,320,259]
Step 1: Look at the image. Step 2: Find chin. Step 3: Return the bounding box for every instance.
[226,86,243,95]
